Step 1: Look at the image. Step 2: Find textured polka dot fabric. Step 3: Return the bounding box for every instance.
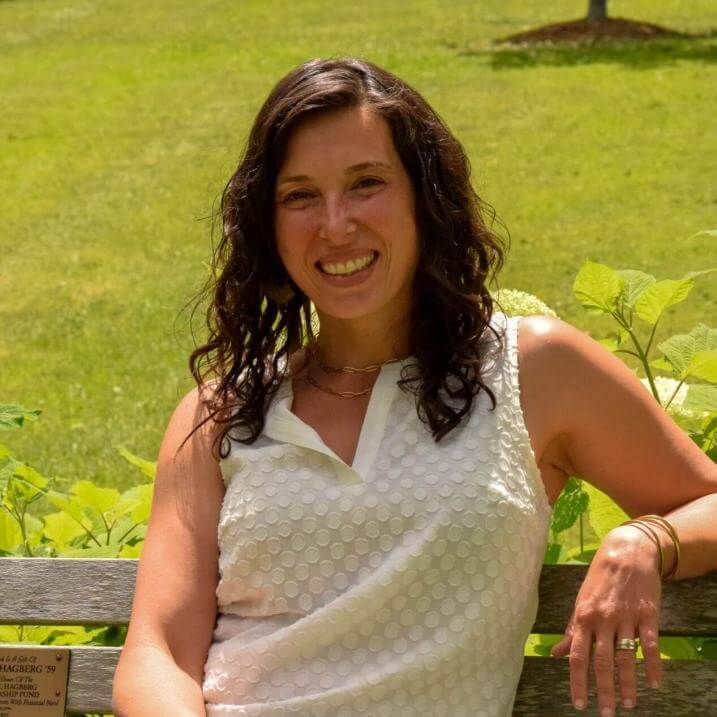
[201,312,553,716]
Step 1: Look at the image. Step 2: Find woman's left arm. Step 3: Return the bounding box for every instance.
[517,316,717,715]
[629,491,717,582]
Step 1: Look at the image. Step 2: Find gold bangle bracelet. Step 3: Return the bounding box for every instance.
[619,519,664,578]
[638,514,680,547]
[636,515,681,580]
[633,520,669,579]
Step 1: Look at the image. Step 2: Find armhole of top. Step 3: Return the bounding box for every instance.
[504,315,553,517]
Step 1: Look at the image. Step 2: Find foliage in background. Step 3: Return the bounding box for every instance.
[0,410,154,717]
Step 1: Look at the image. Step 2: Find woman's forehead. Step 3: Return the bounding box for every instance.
[279,109,397,177]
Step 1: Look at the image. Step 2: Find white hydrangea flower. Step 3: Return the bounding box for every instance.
[491,288,559,318]
[639,375,709,429]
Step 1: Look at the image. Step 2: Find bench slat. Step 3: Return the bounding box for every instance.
[536,564,717,636]
[0,558,136,625]
[514,656,717,715]
[1,559,715,635]
[0,645,713,715]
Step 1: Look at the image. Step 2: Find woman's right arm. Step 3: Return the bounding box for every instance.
[112,644,208,717]
[112,382,227,717]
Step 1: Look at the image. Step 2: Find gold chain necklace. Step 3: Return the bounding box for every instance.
[299,341,404,398]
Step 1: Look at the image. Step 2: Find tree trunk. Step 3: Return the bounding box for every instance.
[587,0,608,21]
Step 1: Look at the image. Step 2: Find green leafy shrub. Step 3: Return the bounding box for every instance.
[0,408,155,717]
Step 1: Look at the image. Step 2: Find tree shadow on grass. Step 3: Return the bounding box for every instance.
[450,16,717,70]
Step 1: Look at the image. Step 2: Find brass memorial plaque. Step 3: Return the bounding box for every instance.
[0,646,69,717]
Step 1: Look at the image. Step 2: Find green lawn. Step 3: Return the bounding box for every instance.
[1,0,715,497]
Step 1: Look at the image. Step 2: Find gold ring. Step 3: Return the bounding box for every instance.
[615,638,639,651]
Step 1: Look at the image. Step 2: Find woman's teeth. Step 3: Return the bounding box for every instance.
[318,251,377,276]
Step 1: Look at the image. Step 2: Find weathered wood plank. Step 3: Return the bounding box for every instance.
[0,645,713,715]
[514,656,717,715]
[534,564,717,636]
[0,558,137,625]
[1,559,715,634]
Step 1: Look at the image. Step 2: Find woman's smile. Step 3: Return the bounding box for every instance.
[315,249,380,286]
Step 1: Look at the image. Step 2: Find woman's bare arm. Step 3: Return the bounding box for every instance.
[519,315,717,576]
[112,382,226,715]
[112,644,207,717]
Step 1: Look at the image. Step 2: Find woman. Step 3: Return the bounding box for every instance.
[112,58,717,717]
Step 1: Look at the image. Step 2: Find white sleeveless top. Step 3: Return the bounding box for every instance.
[201,312,553,716]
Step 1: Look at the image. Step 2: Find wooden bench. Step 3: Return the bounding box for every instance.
[0,557,715,715]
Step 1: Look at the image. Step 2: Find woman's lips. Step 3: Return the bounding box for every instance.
[315,250,379,275]
[314,250,380,285]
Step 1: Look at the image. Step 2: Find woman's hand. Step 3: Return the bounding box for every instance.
[549,525,665,715]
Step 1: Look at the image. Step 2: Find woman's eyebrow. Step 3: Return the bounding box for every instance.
[277,161,392,186]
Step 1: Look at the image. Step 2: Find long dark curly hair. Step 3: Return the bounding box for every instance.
[180,56,510,461]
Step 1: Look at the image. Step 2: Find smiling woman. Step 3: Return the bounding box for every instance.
[111,56,717,717]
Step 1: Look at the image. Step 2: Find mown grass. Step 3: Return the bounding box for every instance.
[1,0,716,495]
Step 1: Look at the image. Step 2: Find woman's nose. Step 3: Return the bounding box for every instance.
[318,195,357,241]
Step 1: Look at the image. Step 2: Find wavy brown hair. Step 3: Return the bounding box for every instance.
[180,56,511,461]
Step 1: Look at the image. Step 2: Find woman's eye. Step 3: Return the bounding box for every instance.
[355,177,383,189]
[283,190,312,202]
[281,178,383,204]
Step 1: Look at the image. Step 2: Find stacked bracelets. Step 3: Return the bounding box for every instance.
[618,514,682,581]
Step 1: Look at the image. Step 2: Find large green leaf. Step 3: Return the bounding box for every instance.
[634,278,694,325]
[613,269,655,311]
[687,350,717,382]
[5,462,48,505]
[45,490,92,527]
[42,511,88,546]
[573,261,624,315]
[683,385,717,414]
[657,324,717,378]
[23,514,45,554]
[0,508,23,553]
[115,445,157,481]
[70,480,121,516]
[583,482,630,540]
[114,483,153,524]
[550,478,589,535]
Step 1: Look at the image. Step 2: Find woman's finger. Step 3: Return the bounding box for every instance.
[638,613,662,690]
[550,612,575,658]
[568,619,592,710]
[592,626,616,716]
[614,623,638,710]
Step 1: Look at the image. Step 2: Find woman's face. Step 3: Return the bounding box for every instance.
[273,105,420,324]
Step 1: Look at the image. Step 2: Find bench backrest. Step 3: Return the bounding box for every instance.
[0,558,715,714]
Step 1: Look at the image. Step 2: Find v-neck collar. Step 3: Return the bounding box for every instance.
[263,355,413,484]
